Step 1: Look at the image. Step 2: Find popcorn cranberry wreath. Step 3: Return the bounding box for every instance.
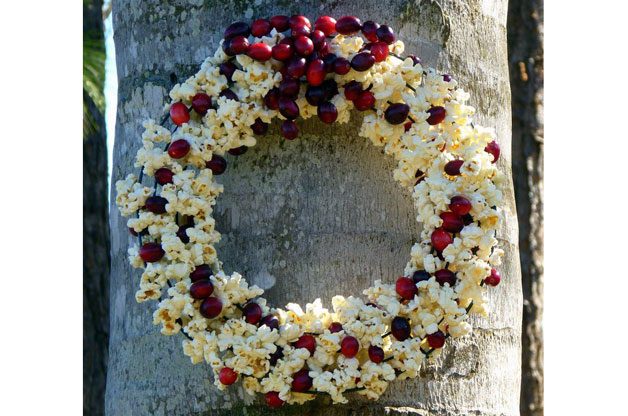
[115,14,505,409]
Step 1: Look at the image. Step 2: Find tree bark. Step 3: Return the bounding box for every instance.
[507,1,544,415]
[107,1,521,415]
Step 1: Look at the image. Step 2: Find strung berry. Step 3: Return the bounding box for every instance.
[310,30,326,50]
[169,102,190,126]
[368,345,385,363]
[145,196,168,214]
[251,18,272,37]
[391,316,411,341]
[321,79,338,100]
[376,24,395,44]
[340,336,360,358]
[484,268,501,286]
[281,120,299,140]
[384,103,410,125]
[270,15,290,31]
[306,58,326,86]
[440,211,465,233]
[404,120,413,132]
[168,139,190,159]
[269,345,284,365]
[407,54,421,65]
[260,314,280,330]
[229,35,250,55]
[431,228,453,252]
[291,25,311,37]
[426,106,447,125]
[305,85,326,106]
[354,90,376,111]
[190,279,214,299]
[139,243,165,263]
[264,88,280,110]
[154,167,174,185]
[370,41,389,62]
[434,269,457,286]
[224,21,250,39]
[449,195,472,216]
[191,93,212,115]
[177,224,191,243]
[333,57,351,75]
[200,296,222,318]
[219,61,237,81]
[412,270,431,283]
[336,15,362,35]
[361,20,380,42]
[314,15,337,36]
[286,56,307,78]
[218,367,238,385]
[228,146,248,156]
[272,43,293,61]
[328,322,343,333]
[206,154,227,175]
[351,51,375,71]
[294,334,316,355]
[190,264,212,282]
[395,276,418,300]
[279,97,299,120]
[344,80,363,101]
[443,74,453,82]
[444,160,464,176]
[293,35,314,56]
[485,140,501,163]
[427,331,447,349]
[322,53,337,72]
[265,391,285,409]
[251,118,269,135]
[291,369,313,392]
[248,42,272,61]
[243,302,263,324]
[317,102,338,124]
[318,41,332,56]
[219,88,239,101]
[289,15,312,30]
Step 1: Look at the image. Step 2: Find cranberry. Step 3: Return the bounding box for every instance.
[191,93,212,115]
[427,106,446,125]
[376,25,395,44]
[440,211,464,233]
[444,160,464,176]
[485,140,500,163]
[315,16,337,36]
[281,120,299,140]
[219,61,237,81]
[395,276,418,300]
[322,53,337,72]
[264,88,280,110]
[251,18,272,37]
[293,35,314,56]
[340,336,360,358]
[289,15,311,30]
[224,21,250,39]
[368,345,385,363]
[190,279,214,299]
[443,74,452,82]
[305,85,325,106]
[190,264,212,282]
[317,102,338,124]
[354,90,375,111]
[427,331,446,349]
[227,146,248,156]
[371,41,389,62]
[286,56,307,78]
[269,346,284,365]
[291,25,311,37]
[449,196,472,216]
[228,35,250,55]
[139,243,164,263]
[177,224,191,243]
[361,21,380,42]
[279,97,299,120]
[154,168,174,185]
[168,139,190,159]
[293,334,316,355]
[251,118,269,135]
[321,79,338,100]
[306,59,326,86]
[248,43,272,61]
[291,369,313,392]
[431,228,453,252]
[206,154,227,175]
[310,30,326,50]
[270,15,290,31]
[318,40,332,56]
[434,269,457,286]
[328,322,343,333]
[260,314,280,330]
[169,102,189,126]
[407,54,421,65]
[384,103,410,125]
[351,51,375,71]
[485,268,501,286]
[218,367,238,385]
[272,43,292,61]
[200,296,222,318]
[391,316,411,341]
[333,57,351,75]
[412,270,431,283]
[144,196,168,214]
[344,81,363,101]
[336,16,362,35]
[243,302,263,324]
[219,89,239,101]
[265,391,284,408]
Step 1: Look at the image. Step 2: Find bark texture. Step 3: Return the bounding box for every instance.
[507,1,544,415]
[107,1,521,415]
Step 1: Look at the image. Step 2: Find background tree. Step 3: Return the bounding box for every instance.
[106,1,522,414]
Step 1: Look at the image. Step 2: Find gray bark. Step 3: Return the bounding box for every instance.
[107,1,522,415]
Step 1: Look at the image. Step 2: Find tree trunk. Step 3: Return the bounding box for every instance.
[107,1,521,415]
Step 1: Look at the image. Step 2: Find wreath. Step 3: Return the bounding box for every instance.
[115,14,505,409]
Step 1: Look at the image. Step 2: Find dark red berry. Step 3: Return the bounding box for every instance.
[219,89,239,101]
[145,196,168,214]
[177,224,191,243]
[427,331,446,349]
[443,74,452,82]
[321,79,338,100]
[168,139,190,159]
[305,85,325,106]
[293,334,316,355]
[427,106,446,125]
[354,90,375,111]
[291,369,313,392]
[449,196,472,216]
[154,168,174,185]
[243,302,263,324]
[279,97,299,120]
[318,40,332,56]
[336,16,362,35]
[333,57,351,75]
[270,15,290,32]
[310,30,326,50]
[361,21,380,42]
[395,276,418,300]
[344,81,363,101]
[293,35,314,56]
[317,102,338,124]
[170,102,190,126]
[218,367,238,385]
[371,41,389,62]
[191,93,212,115]
[444,160,464,176]
[431,228,453,252]
[391,316,411,341]
[229,35,250,55]
[289,15,311,30]
[264,88,280,110]
[281,120,299,140]
[322,53,337,72]
[227,146,248,156]
[248,43,272,61]
[351,51,375,71]
[384,103,410,125]
[219,61,237,81]
[190,279,214,299]
[485,140,500,163]
[306,59,326,86]
[265,391,285,408]
[206,154,227,175]
[260,315,280,330]
[434,269,457,286]
[315,16,337,36]
[251,118,269,135]
[412,270,431,283]
[376,25,395,44]
[251,18,272,37]
[272,43,293,61]
[328,322,343,333]
[291,25,311,37]
[200,296,222,318]
[368,345,385,363]
[224,21,250,39]
[139,243,165,263]
[286,56,307,78]
[440,211,464,233]
[340,336,360,358]
[485,268,501,286]
[190,264,212,282]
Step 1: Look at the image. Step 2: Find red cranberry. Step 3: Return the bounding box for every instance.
[229,35,250,55]
[371,41,389,62]
[391,316,411,341]
[272,43,293,61]
[293,334,316,355]
[270,15,290,31]
[412,270,431,283]
[281,120,299,140]
[310,30,326,50]
[168,139,190,159]
[200,296,222,318]
[279,97,299,120]
[340,336,360,358]
[260,315,280,330]
[251,118,269,135]
[328,322,343,333]
[344,81,363,101]
[427,106,446,125]
[177,224,191,243]
[449,196,472,216]
[286,56,307,78]
[318,40,332,56]
[264,88,280,110]
[485,268,501,286]
[291,369,313,392]
[361,21,380,42]
[427,331,446,349]
[248,43,272,61]
[485,140,500,163]
[269,346,284,365]
[291,25,311,37]
[395,276,418,300]
[289,15,312,30]
[351,52,375,72]
[224,21,250,39]
[444,160,464,176]
[305,85,325,106]
[191,93,212,115]
[219,88,239,101]
[384,103,410,125]
[169,102,190,126]
[139,242,165,263]
[251,18,272,37]
[336,16,362,35]
[376,25,395,44]
[190,279,214,299]
[322,53,337,72]
[317,102,338,124]
[333,57,351,75]
[145,196,168,214]
[434,269,457,286]
[354,90,375,111]
[190,264,212,282]
[243,302,263,324]
[440,211,464,233]
[368,345,385,363]
[227,146,248,156]
[218,367,238,385]
[315,16,337,36]
[219,61,237,81]
[306,58,326,86]
[431,228,453,252]
[206,154,227,175]
[265,391,284,408]
[154,168,174,185]
[293,35,314,56]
